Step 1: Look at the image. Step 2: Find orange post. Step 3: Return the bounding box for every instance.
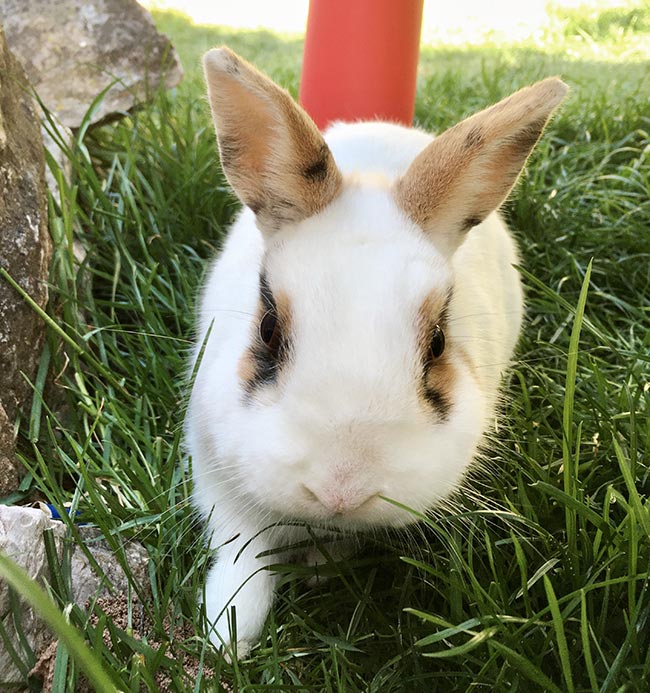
[299,0,424,131]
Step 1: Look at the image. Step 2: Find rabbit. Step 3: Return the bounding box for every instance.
[185,46,568,658]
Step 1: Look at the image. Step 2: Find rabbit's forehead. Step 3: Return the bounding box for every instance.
[271,243,448,320]
[264,183,452,317]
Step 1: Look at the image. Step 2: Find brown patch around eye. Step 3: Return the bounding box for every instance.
[417,290,455,421]
[237,350,256,383]
[238,272,293,397]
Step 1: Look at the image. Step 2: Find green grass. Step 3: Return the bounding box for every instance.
[2,2,649,690]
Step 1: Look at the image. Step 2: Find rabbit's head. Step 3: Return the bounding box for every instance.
[200,48,567,529]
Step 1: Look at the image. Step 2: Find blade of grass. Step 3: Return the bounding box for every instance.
[421,627,498,658]
[488,640,563,693]
[613,437,650,537]
[562,259,592,563]
[580,589,599,693]
[543,574,575,693]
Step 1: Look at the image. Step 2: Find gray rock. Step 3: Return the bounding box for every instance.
[0,0,184,129]
[70,526,150,608]
[0,506,66,683]
[0,505,150,684]
[0,26,51,495]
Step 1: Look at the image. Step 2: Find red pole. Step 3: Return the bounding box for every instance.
[299,0,424,131]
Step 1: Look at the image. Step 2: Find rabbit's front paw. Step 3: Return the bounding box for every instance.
[203,544,277,659]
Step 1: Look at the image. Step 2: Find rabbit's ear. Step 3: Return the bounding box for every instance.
[394,78,568,256]
[204,47,342,233]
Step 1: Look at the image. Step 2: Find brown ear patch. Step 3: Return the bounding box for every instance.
[237,273,293,397]
[417,290,456,421]
[393,77,568,256]
[204,47,343,233]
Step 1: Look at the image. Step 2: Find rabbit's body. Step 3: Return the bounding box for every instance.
[187,48,566,655]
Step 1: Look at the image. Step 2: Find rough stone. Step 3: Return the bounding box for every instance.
[70,526,150,608]
[0,26,51,494]
[0,402,18,498]
[0,506,66,683]
[0,505,150,684]
[0,0,184,129]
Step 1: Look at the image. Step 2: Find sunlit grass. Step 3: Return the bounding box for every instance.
[142,0,649,48]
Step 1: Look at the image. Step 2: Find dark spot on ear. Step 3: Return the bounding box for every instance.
[464,126,484,150]
[508,118,546,157]
[422,386,450,421]
[218,135,240,169]
[461,215,484,232]
[247,199,264,215]
[223,57,240,76]
[303,145,330,182]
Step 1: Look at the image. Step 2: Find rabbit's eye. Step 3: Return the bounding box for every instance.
[429,325,445,359]
[260,311,281,354]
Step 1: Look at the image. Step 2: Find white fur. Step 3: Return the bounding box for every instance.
[186,121,523,653]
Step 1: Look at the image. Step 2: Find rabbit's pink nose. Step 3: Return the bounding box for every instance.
[302,485,379,515]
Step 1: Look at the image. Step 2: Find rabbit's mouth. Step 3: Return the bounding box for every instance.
[287,486,417,530]
[301,484,379,516]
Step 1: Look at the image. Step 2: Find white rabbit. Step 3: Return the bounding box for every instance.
[186,46,567,657]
